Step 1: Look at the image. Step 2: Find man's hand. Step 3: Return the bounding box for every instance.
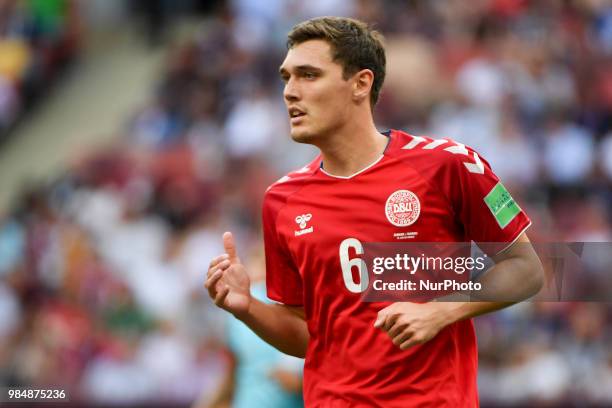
[205,232,251,317]
[374,302,456,350]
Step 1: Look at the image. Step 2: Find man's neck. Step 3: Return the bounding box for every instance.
[317,119,388,178]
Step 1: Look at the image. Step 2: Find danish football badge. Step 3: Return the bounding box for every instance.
[385,190,420,227]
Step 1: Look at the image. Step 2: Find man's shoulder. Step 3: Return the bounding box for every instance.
[389,129,486,173]
[264,156,321,205]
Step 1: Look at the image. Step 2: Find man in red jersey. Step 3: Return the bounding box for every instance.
[205,17,544,407]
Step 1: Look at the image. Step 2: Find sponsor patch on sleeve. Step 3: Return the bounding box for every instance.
[483,182,521,228]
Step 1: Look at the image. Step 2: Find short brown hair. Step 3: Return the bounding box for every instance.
[287,17,386,108]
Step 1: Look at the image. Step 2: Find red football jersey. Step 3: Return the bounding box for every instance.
[262,130,531,407]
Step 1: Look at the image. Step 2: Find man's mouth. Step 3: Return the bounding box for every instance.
[289,107,306,119]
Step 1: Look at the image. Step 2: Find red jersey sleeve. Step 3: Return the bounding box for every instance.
[444,141,531,253]
[262,189,304,306]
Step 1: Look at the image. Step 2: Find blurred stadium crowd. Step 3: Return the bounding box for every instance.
[0,0,611,406]
[0,0,80,141]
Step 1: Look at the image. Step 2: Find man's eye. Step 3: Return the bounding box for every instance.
[304,72,316,79]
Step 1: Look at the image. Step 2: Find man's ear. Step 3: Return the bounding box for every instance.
[352,69,374,103]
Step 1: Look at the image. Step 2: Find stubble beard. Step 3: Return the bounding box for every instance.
[290,129,315,144]
[290,118,340,147]
[290,124,320,145]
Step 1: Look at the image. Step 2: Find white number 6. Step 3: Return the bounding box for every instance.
[339,238,368,293]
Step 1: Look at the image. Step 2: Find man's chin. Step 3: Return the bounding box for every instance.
[290,128,316,144]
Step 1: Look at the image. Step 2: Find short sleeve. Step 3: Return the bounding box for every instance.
[262,192,304,306]
[446,143,531,254]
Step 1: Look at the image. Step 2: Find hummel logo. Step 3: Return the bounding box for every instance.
[295,214,312,228]
[294,214,313,236]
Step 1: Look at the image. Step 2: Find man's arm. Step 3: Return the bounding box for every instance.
[375,232,543,349]
[467,232,544,302]
[235,300,308,358]
[205,232,309,358]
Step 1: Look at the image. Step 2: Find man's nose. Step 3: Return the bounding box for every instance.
[283,79,300,102]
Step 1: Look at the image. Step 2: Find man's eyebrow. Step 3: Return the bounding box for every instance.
[279,65,323,75]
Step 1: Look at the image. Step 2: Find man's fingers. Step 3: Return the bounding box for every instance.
[374,303,398,329]
[205,259,231,290]
[214,285,230,307]
[209,254,229,272]
[387,322,408,338]
[222,231,240,263]
[399,333,430,350]
[207,259,231,280]
[205,269,223,290]
[392,330,413,347]
[374,314,386,328]
[374,313,398,331]
[382,314,398,332]
[399,338,419,350]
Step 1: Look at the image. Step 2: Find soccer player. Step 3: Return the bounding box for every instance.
[205,17,544,407]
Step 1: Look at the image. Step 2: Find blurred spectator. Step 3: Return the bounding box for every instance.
[224,86,286,158]
[0,215,25,276]
[0,0,80,139]
[600,130,612,180]
[542,117,595,184]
